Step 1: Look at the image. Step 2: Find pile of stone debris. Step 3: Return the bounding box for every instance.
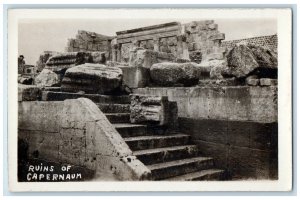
[19,41,277,95]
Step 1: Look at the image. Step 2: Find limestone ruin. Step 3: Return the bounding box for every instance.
[18,20,278,181]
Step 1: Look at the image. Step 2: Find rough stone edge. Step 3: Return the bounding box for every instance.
[18,98,151,181]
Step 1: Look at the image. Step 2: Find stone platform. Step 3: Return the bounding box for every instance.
[133,86,278,179]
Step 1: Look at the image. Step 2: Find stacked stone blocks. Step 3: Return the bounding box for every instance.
[66,30,114,59]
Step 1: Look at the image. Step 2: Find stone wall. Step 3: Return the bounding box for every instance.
[115,22,181,63]
[133,86,278,179]
[114,21,226,63]
[66,30,114,59]
[18,98,151,181]
[222,34,278,52]
[179,118,278,179]
[184,21,226,63]
[133,87,277,123]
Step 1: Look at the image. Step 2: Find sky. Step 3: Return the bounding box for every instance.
[18,18,277,65]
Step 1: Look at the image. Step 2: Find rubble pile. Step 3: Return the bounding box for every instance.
[19,20,278,91]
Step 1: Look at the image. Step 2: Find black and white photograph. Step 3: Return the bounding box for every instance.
[7,8,292,192]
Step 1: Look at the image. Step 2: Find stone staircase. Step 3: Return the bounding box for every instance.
[42,91,226,181]
[96,95,226,181]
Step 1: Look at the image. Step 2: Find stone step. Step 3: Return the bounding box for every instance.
[97,103,130,113]
[147,157,214,180]
[124,134,191,151]
[113,123,166,137]
[133,145,199,165]
[113,123,148,137]
[41,91,130,104]
[105,113,130,123]
[165,169,225,181]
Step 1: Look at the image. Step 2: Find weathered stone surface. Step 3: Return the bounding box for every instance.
[206,53,225,61]
[41,91,131,104]
[106,61,129,67]
[189,51,202,63]
[18,98,151,180]
[130,95,168,124]
[36,51,58,72]
[178,118,278,179]
[202,60,228,79]
[130,94,177,126]
[61,63,123,94]
[167,101,179,130]
[150,62,200,86]
[34,69,60,87]
[89,51,107,64]
[129,49,158,69]
[66,30,113,53]
[198,78,238,87]
[248,45,278,69]
[226,44,278,78]
[209,33,225,41]
[115,20,225,63]
[22,65,36,75]
[133,86,278,123]
[18,76,34,85]
[175,58,190,63]
[18,84,41,101]
[260,78,278,86]
[156,51,176,63]
[121,65,149,89]
[118,49,177,88]
[246,75,259,86]
[226,44,259,78]
[107,61,149,88]
[45,52,82,73]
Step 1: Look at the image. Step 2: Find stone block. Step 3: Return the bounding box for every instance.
[246,75,260,86]
[36,51,58,72]
[117,65,150,88]
[73,41,79,48]
[129,49,158,69]
[61,63,123,94]
[226,44,259,78]
[18,84,41,101]
[167,101,179,130]
[18,76,34,85]
[226,44,277,78]
[206,53,225,61]
[209,33,225,41]
[130,94,177,126]
[198,78,238,87]
[248,45,278,69]
[157,52,176,63]
[194,43,202,50]
[89,51,107,64]
[45,52,80,73]
[150,62,200,87]
[260,78,278,86]
[189,51,202,64]
[87,42,93,50]
[208,23,218,30]
[34,69,60,87]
